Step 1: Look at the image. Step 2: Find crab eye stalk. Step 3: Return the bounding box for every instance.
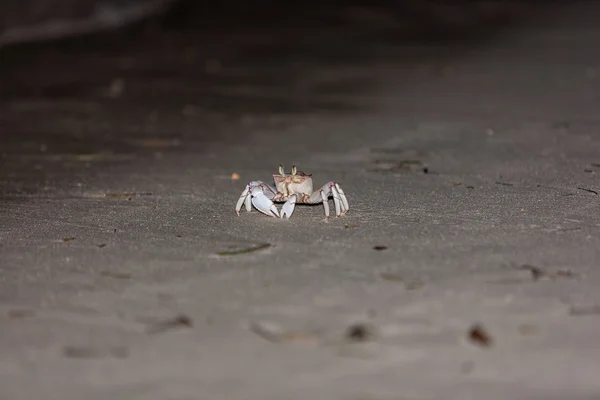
[279,165,284,175]
[291,165,297,175]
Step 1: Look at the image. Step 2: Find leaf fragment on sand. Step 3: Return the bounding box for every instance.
[468,324,493,347]
[577,187,598,195]
[216,243,271,256]
[570,305,600,316]
[517,264,576,281]
[404,281,425,290]
[554,269,575,278]
[345,323,375,343]
[76,153,113,162]
[7,309,35,318]
[131,139,180,148]
[555,227,582,232]
[249,321,317,344]
[104,192,153,198]
[100,271,131,280]
[370,159,423,173]
[75,152,134,162]
[380,272,404,282]
[519,264,544,280]
[62,237,75,242]
[249,321,282,342]
[145,315,193,334]
[104,193,136,198]
[63,345,128,359]
[83,192,153,199]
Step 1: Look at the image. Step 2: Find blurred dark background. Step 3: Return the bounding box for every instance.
[0,0,551,108]
[0,0,570,196]
[0,0,540,48]
[1,1,552,56]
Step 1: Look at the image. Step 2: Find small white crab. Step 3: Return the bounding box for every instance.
[235,165,349,219]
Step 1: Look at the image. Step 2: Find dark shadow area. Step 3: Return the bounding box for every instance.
[0,0,571,199]
[0,1,554,105]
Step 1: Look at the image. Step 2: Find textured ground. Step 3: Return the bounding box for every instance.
[1,2,599,399]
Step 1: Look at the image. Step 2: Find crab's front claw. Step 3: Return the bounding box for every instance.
[251,187,280,217]
[280,194,297,219]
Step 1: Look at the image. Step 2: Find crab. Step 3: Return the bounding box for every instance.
[235,165,349,219]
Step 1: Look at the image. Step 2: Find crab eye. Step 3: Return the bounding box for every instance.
[291,165,297,175]
[278,165,284,175]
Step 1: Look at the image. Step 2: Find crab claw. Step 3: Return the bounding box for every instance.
[280,194,297,219]
[251,187,280,217]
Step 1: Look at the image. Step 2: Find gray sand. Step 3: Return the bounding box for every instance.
[1,2,599,399]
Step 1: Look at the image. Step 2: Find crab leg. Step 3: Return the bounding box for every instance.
[306,182,349,218]
[320,191,330,217]
[235,185,251,214]
[334,184,349,212]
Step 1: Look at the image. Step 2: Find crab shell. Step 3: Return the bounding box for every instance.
[272,168,313,198]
